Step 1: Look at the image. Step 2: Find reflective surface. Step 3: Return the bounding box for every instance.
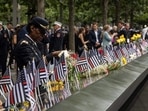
[49,54,148,111]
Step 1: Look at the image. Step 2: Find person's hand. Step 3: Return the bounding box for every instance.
[113,33,118,36]
[83,44,88,50]
[0,100,2,106]
[0,100,3,109]
[52,51,61,57]
[57,50,70,57]
[95,42,100,46]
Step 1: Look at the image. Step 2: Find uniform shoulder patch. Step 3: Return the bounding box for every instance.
[20,40,29,45]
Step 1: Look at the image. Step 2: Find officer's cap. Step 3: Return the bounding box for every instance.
[53,21,62,27]
[27,16,49,35]
[31,17,49,29]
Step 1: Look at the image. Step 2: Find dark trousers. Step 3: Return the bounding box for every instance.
[0,54,8,76]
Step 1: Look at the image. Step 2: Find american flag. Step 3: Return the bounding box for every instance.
[121,45,129,57]
[21,67,36,109]
[114,46,123,59]
[105,46,113,60]
[26,62,34,90]
[37,59,48,85]
[129,43,136,54]
[59,53,68,74]
[5,67,35,107]
[93,49,107,64]
[54,63,65,81]
[120,45,130,62]
[36,58,54,109]
[0,67,13,93]
[87,50,100,69]
[75,50,90,73]
[107,46,118,61]
[52,53,68,81]
[105,50,114,63]
[126,44,133,55]
[56,53,68,80]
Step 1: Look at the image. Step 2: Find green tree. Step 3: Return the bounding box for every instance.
[68,0,75,51]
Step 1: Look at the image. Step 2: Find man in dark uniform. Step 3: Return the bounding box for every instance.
[49,21,64,53]
[14,17,61,70]
[14,17,61,108]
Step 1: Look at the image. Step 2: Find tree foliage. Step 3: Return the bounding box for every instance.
[0,0,148,26]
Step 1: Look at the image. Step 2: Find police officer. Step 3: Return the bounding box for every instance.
[49,21,64,53]
[14,17,61,70]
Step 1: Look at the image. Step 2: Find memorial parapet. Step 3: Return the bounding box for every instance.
[48,53,148,111]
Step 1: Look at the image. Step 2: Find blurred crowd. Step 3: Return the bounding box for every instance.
[0,19,148,77]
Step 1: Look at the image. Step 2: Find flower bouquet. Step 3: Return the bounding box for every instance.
[47,80,64,92]
[9,101,30,111]
[107,61,121,71]
[120,57,127,66]
[93,64,108,75]
[131,34,141,42]
[116,34,126,44]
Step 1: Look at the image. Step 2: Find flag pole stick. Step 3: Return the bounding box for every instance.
[0,89,6,101]
[84,50,92,83]
[64,54,72,97]
[43,56,54,108]
[74,71,80,90]
[31,58,42,111]
[34,87,42,111]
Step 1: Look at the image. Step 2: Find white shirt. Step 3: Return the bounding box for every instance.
[94,30,98,42]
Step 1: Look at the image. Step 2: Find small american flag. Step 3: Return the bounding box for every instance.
[114,46,123,59]
[75,50,90,73]
[87,50,100,69]
[5,67,35,107]
[0,67,13,93]
[54,63,65,80]
[26,62,35,90]
[37,59,48,85]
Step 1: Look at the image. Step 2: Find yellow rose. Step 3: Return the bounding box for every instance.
[121,57,127,65]
[59,85,64,90]
[55,85,59,91]
[58,81,63,85]
[52,87,56,92]
[117,39,121,43]
[119,34,124,39]
[23,101,29,108]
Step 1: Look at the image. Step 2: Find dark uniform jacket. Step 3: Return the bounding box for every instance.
[49,29,64,53]
[14,35,52,70]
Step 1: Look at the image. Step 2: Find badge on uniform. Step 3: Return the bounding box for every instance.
[20,40,29,45]
[57,33,61,37]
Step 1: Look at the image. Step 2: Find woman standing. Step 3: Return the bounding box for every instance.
[102,25,117,55]
[76,27,89,56]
